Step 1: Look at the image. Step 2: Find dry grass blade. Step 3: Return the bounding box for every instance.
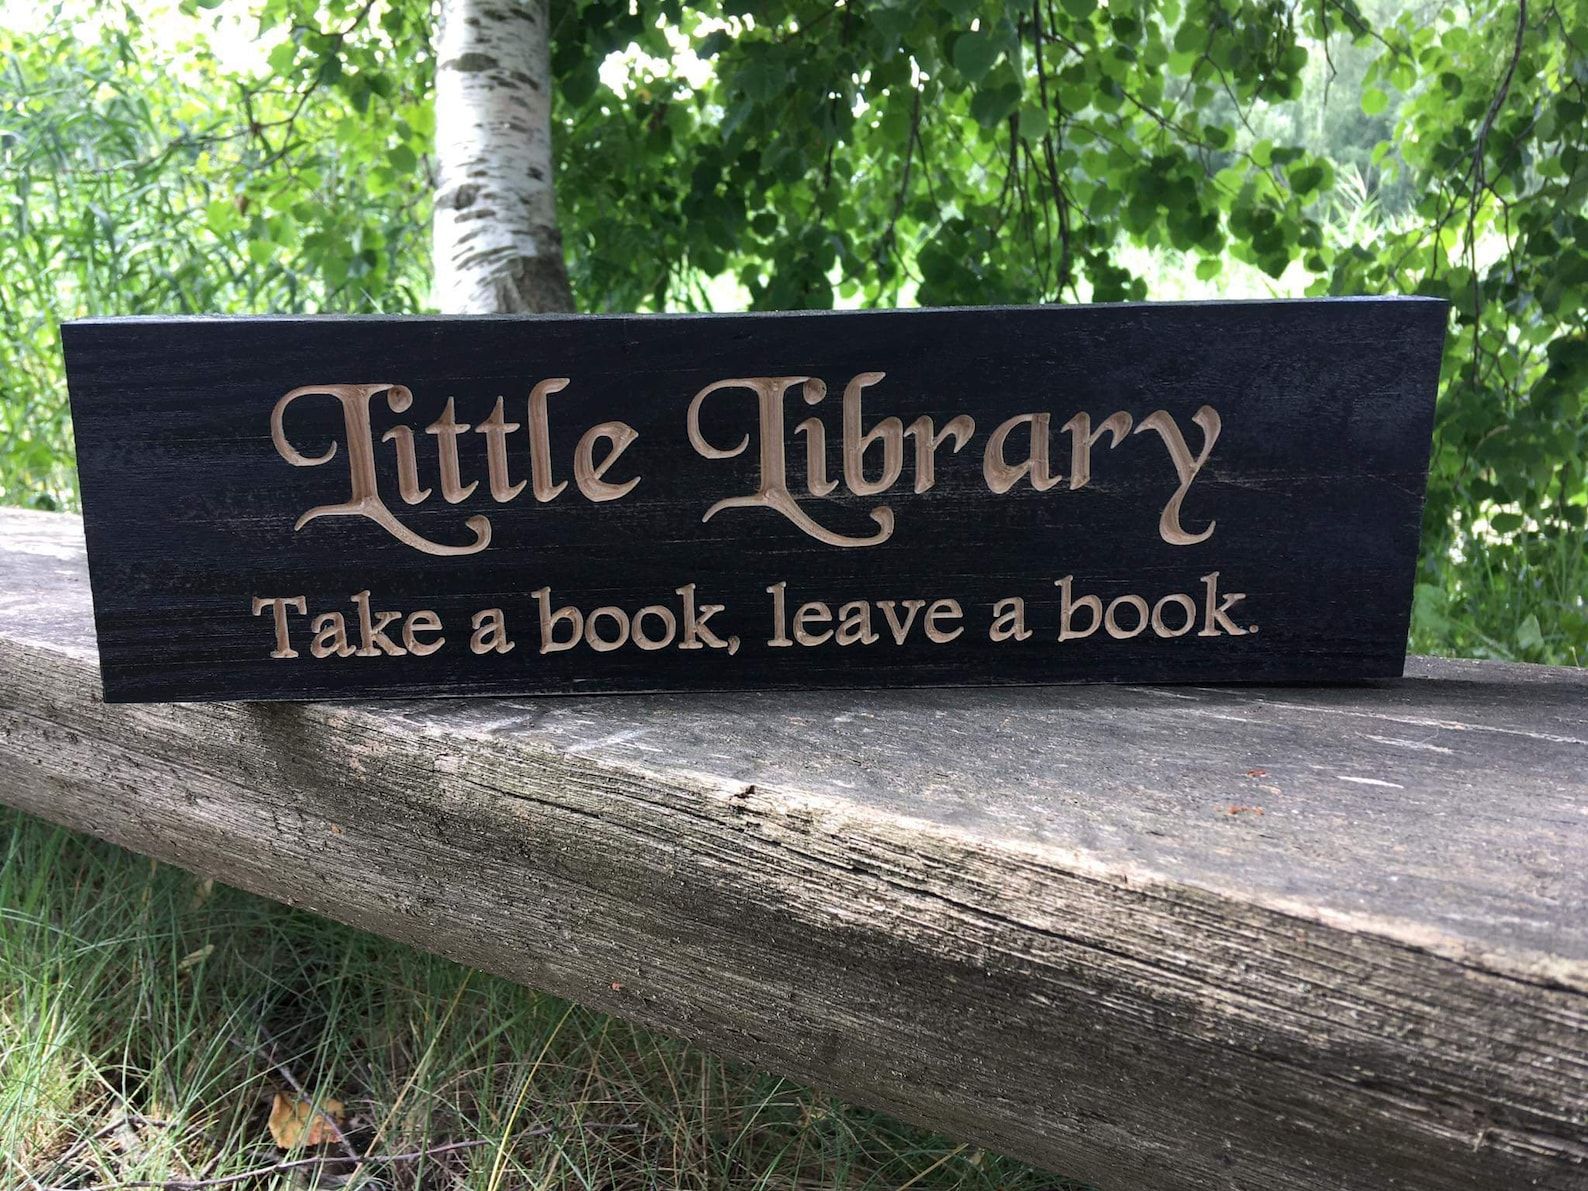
[60,1124,643,1191]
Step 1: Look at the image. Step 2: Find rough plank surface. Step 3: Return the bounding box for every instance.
[0,506,1584,1191]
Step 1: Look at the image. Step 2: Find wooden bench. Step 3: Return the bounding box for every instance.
[1,505,1583,1191]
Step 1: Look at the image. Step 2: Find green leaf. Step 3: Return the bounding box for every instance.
[1516,613,1544,653]
[697,30,732,58]
[1017,102,1050,139]
[1361,87,1389,116]
[953,31,999,82]
[1289,163,1325,195]
[204,199,238,234]
[563,62,600,107]
[267,42,297,75]
[970,81,1021,128]
[740,58,785,103]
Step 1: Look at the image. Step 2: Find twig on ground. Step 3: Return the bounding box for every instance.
[896,1141,970,1191]
[6,1149,48,1190]
[54,1123,642,1191]
[27,1113,175,1187]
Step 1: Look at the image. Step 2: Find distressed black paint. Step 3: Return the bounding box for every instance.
[62,298,1447,703]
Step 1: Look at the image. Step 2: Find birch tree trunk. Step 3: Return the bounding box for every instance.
[433,0,574,314]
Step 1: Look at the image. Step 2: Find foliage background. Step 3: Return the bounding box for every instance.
[1,0,1584,663]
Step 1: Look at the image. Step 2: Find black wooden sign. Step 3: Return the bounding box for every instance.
[62,298,1447,703]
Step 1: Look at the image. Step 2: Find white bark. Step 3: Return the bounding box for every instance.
[433,0,574,314]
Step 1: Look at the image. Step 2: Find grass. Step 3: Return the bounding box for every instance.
[0,807,1084,1190]
[1409,509,1588,667]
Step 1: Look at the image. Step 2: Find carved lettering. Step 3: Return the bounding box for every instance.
[1198,571,1252,636]
[425,398,476,504]
[474,397,526,502]
[1135,406,1221,545]
[574,421,640,502]
[906,414,975,494]
[255,592,451,661]
[989,597,1031,642]
[1056,576,1101,641]
[689,377,894,547]
[252,595,307,658]
[1063,411,1132,490]
[272,383,490,556]
[276,378,1221,555]
[470,607,514,654]
[310,611,353,658]
[534,586,737,655]
[841,371,902,497]
[984,413,1062,494]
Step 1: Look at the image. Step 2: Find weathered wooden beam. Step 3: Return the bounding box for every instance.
[0,506,1583,1190]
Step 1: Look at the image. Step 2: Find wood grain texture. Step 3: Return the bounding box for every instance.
[61,299,1446,702]
[2,507,1584,1191]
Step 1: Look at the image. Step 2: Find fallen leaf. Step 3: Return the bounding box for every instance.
[1245,768,1267,778]
[177,944,214,971]
[269,1093,346,1149]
